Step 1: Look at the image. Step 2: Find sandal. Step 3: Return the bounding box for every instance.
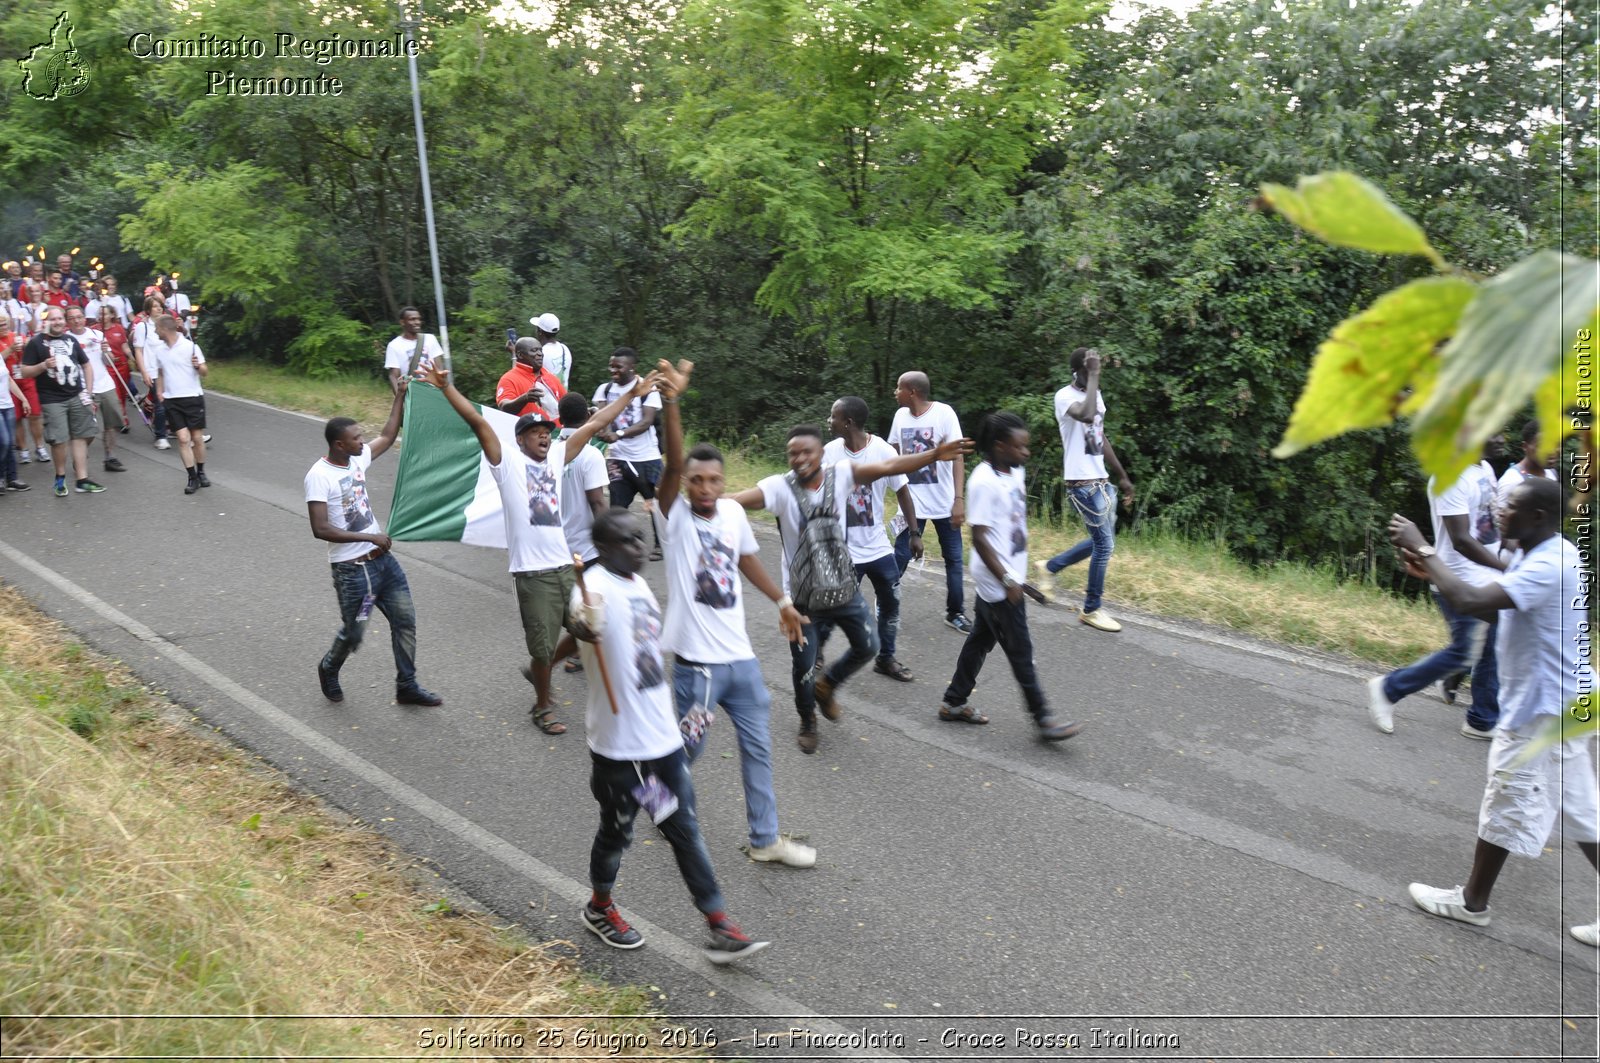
[564,656,584,674]
[530,705,567,735]
[648,545,663,561]
[874,657,914,682]
[938,704,989,725]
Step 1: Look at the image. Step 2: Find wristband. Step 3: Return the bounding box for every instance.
[663,396,679,404]
[776,595,793,611]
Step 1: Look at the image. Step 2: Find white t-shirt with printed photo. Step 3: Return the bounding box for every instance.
[542,341,573,390]
[1494,536,1594,734]
[1054,384,1107,481]
[384,333,445,376]
[304,446,382,563]
[70,328,115,394]
[655,498,759,664]
[966,461,1030,604]
[488,444,571,574]
[1429,461,1500,587]
[150,337,206,399]
[590,380,663,462]
[888,400,963,519]
[758,460,859,597]
[822,435,905,564]
[560,433,610,564]
[1495,463,1556,508]
[572,565,682,761]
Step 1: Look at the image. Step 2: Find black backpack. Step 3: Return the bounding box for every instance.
[783,466,856,612]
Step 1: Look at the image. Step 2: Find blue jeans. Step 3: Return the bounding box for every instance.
[1045,481,1117,614]
[321,552,419,690]
[814,552,901,663]
[1381,591,1499,731]
[589,748,725,915]
[942,596,1050,721]
[894,516,965,620]
[674,658,779,848]
[0,407,15,483]
[789,591,878,720]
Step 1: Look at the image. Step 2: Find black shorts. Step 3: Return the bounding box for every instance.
[164,395,207,431]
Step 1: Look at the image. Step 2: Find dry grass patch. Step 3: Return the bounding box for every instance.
[206,361,394,429]
[0,586,680,1060]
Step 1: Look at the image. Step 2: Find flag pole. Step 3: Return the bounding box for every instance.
[398,1,450,368]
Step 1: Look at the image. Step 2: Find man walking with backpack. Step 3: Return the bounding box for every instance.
[729,424,972,753]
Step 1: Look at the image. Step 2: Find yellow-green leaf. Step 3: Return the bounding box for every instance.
[1262,171,1443,267]
[1273,276,1476,458]
[1413,251,1599,485]
[1535,318,1599,462]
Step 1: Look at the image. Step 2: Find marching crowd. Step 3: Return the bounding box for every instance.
[3,252,209,498]
[299,306,1594,965]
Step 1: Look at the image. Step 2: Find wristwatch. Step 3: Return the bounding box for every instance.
[1414,545,1437,559]
[1001,574,1018,588]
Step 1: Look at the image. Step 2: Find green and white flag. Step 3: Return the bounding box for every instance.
[388,383,516,548]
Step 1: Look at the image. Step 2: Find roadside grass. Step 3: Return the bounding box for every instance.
[206,361,395,428]
[0,586,674,1060]
[210,359,1442,668]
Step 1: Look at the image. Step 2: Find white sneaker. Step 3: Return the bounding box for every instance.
[1367,677,1395,734]
[749,836,816,868]
[1572,922,1599,947]
[154,438,171,450]
[1408,882,1490,926]
[1031,560,1055,602]
[1460,722,1494,740]
[34,447,47,462]
[1080,608,1122,632]
[202,433,212,443]
[16,449,29,464]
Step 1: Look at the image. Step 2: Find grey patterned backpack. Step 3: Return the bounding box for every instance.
[783,466,856,612]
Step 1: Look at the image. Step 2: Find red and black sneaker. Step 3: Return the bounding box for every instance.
[704,916,769,965]
[582,902,643,950]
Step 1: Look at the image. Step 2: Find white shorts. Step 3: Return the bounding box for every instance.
[1477,722,1599,858]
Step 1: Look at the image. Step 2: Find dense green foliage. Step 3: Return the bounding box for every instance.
[3,0,1589,580]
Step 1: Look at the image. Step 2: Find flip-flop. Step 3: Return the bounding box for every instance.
[564,656,584,674]
[938,705,989,725]
[530,706,567,735]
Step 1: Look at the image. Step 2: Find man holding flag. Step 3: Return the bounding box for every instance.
[417,361,660,735]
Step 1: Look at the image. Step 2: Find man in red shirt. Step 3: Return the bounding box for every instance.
[43,270,77,309]
[496,337,565,418]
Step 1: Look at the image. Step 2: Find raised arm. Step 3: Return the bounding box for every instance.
[563,371,659,463]
[1388,515,1512,621]
[653,358,694,518]
[1066,349,1101,422]
[367,378,409,460]
[726,486,768,511]
[417,362,500,466]
[853,437,975,489]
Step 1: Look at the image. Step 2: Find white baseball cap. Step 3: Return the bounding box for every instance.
[530,312,560,334]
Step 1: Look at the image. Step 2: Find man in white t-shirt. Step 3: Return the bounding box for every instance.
[729,422,972,753]
[149,315,211,494]
[1368,436,1507,738]
[383,307,448,393]
[422,361,655,735]
[652,359,813,867]
[1495,420,1557,516]
[1037,347,1136,632]
[568,509,771,964]
[591,347,665,558]
[939,412,1083,742]
[889,371,971,631]
[1388,477,1598,948]
[819,395,918,682]
[556,391,610,675]
[304,380,442,707]
[530,312,573,390]
[66,307,125,473]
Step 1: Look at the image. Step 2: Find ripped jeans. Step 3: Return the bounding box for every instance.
[1045,480,1117,614]
[321,552,419,690]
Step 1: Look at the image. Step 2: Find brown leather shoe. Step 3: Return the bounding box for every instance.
[796,718,818,754]
[814,675,841,720]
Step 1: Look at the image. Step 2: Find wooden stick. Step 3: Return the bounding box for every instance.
[573,553,620,715]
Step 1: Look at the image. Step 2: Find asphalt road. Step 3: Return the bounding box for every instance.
[1,391,1595,1062]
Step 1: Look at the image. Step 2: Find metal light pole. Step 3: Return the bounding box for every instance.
[398,1,450,365]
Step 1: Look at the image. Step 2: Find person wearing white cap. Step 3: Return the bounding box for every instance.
[531,312,572,390]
